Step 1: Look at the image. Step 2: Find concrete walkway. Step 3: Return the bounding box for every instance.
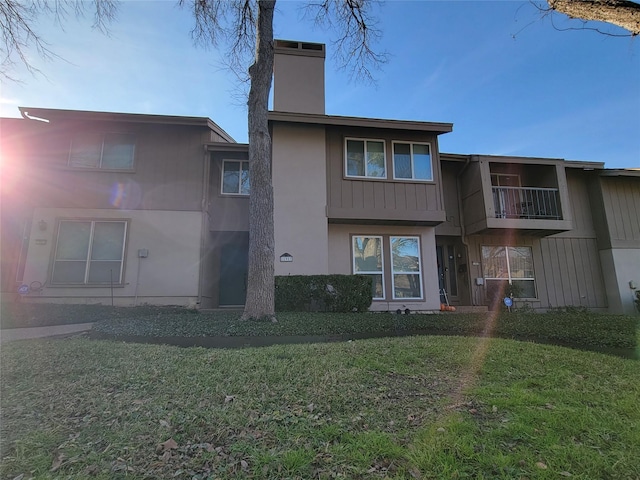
[0,323,93,343]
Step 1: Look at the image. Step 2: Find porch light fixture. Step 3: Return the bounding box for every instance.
[37,219,48,231]
[280,253,293,263]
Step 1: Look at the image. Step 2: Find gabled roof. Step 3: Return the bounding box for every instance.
[268,111,453,134]
[18,107,236,143]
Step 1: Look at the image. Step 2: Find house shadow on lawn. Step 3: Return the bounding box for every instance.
[88,329,639,360]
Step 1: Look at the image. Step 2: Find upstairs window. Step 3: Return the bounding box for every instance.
[69,133,136,170]
[221,160,250,195]
[51,220,127,285]
[393,142,432,181]
[345,139,386,178]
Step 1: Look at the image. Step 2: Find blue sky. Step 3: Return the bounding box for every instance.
[1,0,639,168]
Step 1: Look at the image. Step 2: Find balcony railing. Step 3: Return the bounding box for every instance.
[492,186,562,220]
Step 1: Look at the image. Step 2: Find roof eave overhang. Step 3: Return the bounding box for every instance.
[268,111,453,135]
[18,107,236,143]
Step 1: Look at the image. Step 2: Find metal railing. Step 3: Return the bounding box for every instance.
[492,186,562,220]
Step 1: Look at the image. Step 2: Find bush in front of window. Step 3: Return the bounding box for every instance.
[275,275,372,313]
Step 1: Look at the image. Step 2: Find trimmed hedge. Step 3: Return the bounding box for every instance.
[275,275,372,313]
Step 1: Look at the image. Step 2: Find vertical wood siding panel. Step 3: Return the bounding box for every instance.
[373,182,385,209]
[426,184,438,212]
[384,183,396,210]
[394,184,405,211]
[405,183,417,211]
[609,182,625,240]
[579,238,597,307]
[558,240,574,305]
[532,242,549,306]
[628,180,640,239]
[564,239,579,305]
[633,180,640,238]
[341,179,353,210]
[570,238,588,306]
[538,239,552,306]
[352,181,364,210]
[363,182,375,211]
[586,237,607,307]
[616,181,631,240]
[415,185,428,211]
[328,137,343,209]
[567,172,594,234]
[549,238,564,306]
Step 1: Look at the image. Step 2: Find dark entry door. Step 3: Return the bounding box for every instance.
[436,244,458,304]
[219,241,248,306]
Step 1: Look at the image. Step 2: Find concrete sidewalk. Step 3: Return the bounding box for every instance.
[0,323,93,343]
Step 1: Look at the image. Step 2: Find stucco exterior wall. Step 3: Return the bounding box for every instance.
[20,208,203,306]
[327,224,440,312]
[599,248,640,315]
[272,123,329,275]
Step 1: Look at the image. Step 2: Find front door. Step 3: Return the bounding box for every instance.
[219,241,248,306]
[436,244,458,305]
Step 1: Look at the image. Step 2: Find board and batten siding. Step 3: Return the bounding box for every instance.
[601,176,640,247]
[467,234,607,309]
[538,237,607,309]
[325,127,445,224]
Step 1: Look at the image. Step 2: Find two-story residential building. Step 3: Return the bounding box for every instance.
[1,39,638,314]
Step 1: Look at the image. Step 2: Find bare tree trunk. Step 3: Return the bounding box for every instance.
[547,0,640,35]
[241,0,276,321]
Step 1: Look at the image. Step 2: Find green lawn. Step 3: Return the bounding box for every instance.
[1,335,638,479]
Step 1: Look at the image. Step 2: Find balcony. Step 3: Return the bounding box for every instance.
[459,157,573,236]
[492,186,562,220]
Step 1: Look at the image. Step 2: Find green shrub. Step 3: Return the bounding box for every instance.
[275,275,372,313]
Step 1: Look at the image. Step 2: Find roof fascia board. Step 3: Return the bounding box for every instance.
[18,107,236,143]
[599,169,640,177]
[268,111,453,134]
[206,142,249,152]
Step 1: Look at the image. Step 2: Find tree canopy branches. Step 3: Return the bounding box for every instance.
[0,0,117,79]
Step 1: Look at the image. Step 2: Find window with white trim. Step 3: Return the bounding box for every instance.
[51,220,127,285]
[352,235,424,301]
[345,138,386,178]
[352,236,385,299]
[391,236,423,299]
[393,142,432,181]
[481,245,536,298]
[69,133,135,170]
[222,160,250,195]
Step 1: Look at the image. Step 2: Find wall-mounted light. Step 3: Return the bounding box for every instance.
[280,253,293,263]
[37,220,48,231]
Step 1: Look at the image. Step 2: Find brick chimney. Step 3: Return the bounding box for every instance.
[273,40,326,115]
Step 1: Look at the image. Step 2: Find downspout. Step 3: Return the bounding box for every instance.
[456,156,473,304]
[197,145,211,308]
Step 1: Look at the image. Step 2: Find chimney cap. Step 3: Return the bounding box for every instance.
[274,39,325,58]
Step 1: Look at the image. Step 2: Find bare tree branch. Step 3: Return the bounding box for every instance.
[303,0,387,82]
[547,0,640,35]
[0,0,118,81]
